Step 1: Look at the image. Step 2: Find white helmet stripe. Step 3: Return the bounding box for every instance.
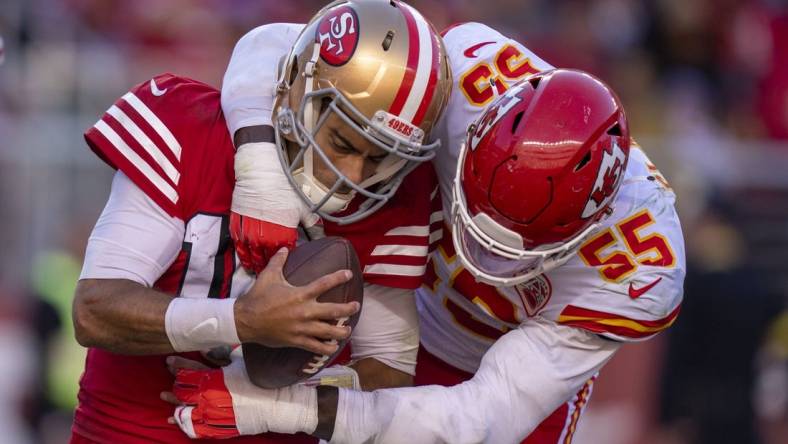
[412,27,440,126]
[388,2,420,117]
[398,3,436,124]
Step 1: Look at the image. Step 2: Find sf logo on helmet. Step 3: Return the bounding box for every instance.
[582,140,627,218]
[316,6,359,66]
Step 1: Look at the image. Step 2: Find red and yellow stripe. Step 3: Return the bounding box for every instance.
[558,304,681,339]
[563,377,595,444]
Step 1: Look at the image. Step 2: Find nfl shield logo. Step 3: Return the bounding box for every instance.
[515,275,552,317]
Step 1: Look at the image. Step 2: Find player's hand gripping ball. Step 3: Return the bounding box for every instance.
[243,236,364,388]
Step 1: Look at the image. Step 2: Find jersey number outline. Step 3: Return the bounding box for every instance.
[578,208,675,282]
[460,44,540,106]
[165,213,235,299]
[426,248,519,342]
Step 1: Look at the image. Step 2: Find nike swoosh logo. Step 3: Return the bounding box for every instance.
[464,41,496,58]
[150,79,168,96]
[188,318,218,336]
[628,277,662,299]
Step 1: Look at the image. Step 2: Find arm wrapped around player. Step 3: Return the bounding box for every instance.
[230,140,312,274]
[223,24,319,273]
[170,351,319,439]
[167,318,621,443]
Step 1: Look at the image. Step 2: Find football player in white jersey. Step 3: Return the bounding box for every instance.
[166,22,684,444]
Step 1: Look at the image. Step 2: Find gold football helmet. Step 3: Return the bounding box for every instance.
[274,0,452,224]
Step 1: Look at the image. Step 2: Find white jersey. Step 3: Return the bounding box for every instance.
[331,23,685,444]
[214,21,686,444]
[431,22,555,220]
[420,22,686,373]
[221,23,304,136]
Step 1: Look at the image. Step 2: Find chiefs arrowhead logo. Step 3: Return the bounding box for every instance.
[581,140,627,218]
[315,6,359,66]
[515,275,552,317]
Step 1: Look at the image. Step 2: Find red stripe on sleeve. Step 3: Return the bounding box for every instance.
[559,304,681,339]
[84,128,180,218]
[364,274,424,290]
[114,99,181,170]
[99,113,178,190]
[561,304,682,329]
[559,320,663,340]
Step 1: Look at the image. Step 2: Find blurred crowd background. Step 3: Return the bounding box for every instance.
[1,0,787,443]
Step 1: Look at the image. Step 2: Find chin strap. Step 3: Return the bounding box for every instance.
[292,167,353,214]
[303,42,321,134]
[302,41,320,190]
[298,41,352,213]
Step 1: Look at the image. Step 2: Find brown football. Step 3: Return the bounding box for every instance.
[242,236,363,389]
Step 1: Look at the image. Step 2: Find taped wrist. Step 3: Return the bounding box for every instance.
[165,298,240,352]
[223,361,319,435]
[232,142,304,227]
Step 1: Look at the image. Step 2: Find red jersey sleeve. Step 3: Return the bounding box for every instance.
[84,73,235,219]
[325,163,443,289]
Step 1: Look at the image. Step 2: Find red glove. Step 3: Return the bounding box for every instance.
[173,367,240,439]
[170,355,318,438]
[230,212,297,274]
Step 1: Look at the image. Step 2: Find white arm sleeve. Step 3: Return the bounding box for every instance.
[350,285,419,375]
[80,171,184,286]
[331,318,621,444]
[221,23,304,137]
[222,23,316,227]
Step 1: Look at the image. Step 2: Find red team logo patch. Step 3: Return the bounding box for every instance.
[515,275,552,317]
[315,5,359,66]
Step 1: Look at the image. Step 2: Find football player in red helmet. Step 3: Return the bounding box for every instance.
[166,67,684,443]
[452,69,630,287]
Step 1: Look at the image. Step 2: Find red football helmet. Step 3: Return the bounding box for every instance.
[452,69,631,286]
